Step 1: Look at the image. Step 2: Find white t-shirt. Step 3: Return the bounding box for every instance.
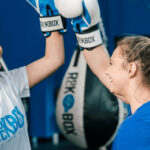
[0,67,31,150]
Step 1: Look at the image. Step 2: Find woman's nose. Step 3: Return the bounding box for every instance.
[105,67,109,76]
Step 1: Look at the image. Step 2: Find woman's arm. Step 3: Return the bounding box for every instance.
[83,44,111,90]
[26,32,64,88]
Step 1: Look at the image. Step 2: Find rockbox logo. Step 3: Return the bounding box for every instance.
[77,36,95,44]
[41,20,59,28]
[62,72,78,136]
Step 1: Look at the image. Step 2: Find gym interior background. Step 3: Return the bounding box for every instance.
[0,0,150,150]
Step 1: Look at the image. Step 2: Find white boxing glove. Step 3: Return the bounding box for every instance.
[55,0,103,50]
[55,0,83,18]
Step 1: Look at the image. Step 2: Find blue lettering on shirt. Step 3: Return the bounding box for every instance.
[12,106,24,128]
[0,106,24,143]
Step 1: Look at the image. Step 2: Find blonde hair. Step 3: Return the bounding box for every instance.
[116,35,150,86]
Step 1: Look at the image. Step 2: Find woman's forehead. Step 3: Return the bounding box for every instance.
[112,47,121,58]
[0,46,3,54]
[111,47,125,62]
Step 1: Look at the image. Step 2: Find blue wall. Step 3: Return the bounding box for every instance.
[100,0,150,54]
[0,0,150,138]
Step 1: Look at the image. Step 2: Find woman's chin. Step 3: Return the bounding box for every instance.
[109,86,115,94]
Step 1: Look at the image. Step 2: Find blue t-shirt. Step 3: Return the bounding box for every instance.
[112,101,150,150]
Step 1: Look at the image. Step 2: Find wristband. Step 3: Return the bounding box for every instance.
[40,15,66,32]
[75,25,103,50]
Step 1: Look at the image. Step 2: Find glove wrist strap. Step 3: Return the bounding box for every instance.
[40,15,66,33]
[75,25,103,50]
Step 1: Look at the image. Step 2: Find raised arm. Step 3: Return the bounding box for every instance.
[26,0,66,88]
[26,32,64,88]
[83,45,110,89]
[55,0,111,89]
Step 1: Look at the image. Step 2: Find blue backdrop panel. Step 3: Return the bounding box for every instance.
[0,0,45,68]
[0,0,150,138]
[103,0,150,54]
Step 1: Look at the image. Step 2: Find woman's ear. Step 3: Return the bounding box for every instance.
[128,62,137,78]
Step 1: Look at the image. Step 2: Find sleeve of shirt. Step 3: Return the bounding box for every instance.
[4,66,30,98]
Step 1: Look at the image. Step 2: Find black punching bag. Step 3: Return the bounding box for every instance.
[56,49,128,149]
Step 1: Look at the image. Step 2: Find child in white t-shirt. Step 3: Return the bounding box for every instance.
[0,30,64,150]
[0,0,66,149]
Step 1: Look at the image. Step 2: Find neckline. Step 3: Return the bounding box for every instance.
[134,101,150,115]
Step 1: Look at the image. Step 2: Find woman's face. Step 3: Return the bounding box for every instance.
[106,46,129,97]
